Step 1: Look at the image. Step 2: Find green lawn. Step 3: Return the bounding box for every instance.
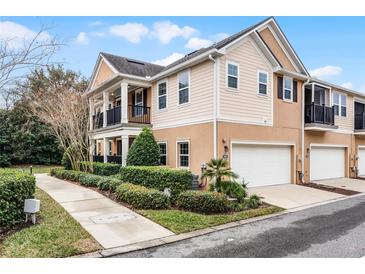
[138,205,284,234]
[2,165,62,174]
[0,188,100,258]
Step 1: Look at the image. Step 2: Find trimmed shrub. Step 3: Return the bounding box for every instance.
[176,190,231,214]
[80,161,120,176]
[126,127,160,166]
[0,170,35,227]
[78,173,104,187]
[97,177,123,192]
[50,168,84,181]
[244,194,262,209]
[116,183,169,209]
[119,166,192,200]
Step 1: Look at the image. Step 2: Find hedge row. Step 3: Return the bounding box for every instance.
[0,170,35,227]
[119,166,192,199]
[50,169,123,190]
[116,183,169,209]
[80,161,121,176]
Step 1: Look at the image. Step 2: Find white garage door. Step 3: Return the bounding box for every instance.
[310,146,345,181]
[358,148,365,176]
[231,144,292,187]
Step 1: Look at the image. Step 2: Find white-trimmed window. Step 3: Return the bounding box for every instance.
[333,92,347,117]
[178,71,189,105]
[158,142,167,166]
[284,77,293,101]
[258,71,268,95]
[177,141,189,168]
[227,61,238,89]
[158,81,167,110]
[135,89,143,116]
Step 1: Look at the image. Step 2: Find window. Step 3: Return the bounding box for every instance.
[333,92,347,117]
[284,77,292,101]
[178,71,189,104]
[158,142,167,166]
[108,140,112,156]
[258,71,268,95]
[158,81,167,110]
[177,141,189,168]
[135,90,143,116]
[227,62,238,89]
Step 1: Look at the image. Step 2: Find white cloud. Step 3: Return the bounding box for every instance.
[309,65,343,79]
[211,32,229,41]
[91,31,105,38]
[152,52,185,66]
[151,21,197,44]
[89,21,102,27]
[340,82,353,89]
[0,21,51,49]
[185,37,213,50]
[109,23,149,43]
[74,32,89,45]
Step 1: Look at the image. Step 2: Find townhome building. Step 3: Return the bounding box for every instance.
[86,16,365,187]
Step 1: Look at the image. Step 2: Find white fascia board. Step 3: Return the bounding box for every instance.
[273,67,309,80]
[310,78,365,98]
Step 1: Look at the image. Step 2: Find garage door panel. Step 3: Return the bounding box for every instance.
[310,146,345,181]
[232,144,291,187]
[358,148,365,176]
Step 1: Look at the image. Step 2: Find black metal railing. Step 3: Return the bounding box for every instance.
[107,155,122,164]
[305,102,335,125]
[128,105,151,124]
[92,155,104,163]
[355,113,365,130]
[92,112,103,129]
[106,106,121,126]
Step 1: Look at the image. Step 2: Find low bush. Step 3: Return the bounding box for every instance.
[97,177,123,192]
[80,161,120,176]
[176,190,231,214]
[78,173,104,187]
[116,183,169,209]
[50,169,84,181]
[244,194,262,209]
[119,166,192,200]
[219,181,247,202]
[0,170,36,227]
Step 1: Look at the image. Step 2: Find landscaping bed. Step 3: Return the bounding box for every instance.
[300,182,361,196]
[0,188,100,258]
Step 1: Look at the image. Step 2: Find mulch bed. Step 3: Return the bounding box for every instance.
[300,182,361,196]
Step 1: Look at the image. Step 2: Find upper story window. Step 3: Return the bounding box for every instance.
[333,92,347,117]
[227,61,238,89]
[178,70,190,105]
[135,89,143,116]
[284,77,293,101]
[158,142,167,166]
[258,71,268,95]
[158,81,167,110]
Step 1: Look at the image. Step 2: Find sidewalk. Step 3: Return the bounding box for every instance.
[36,174,174,249]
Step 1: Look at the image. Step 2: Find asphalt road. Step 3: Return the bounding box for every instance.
[112,194,365,258]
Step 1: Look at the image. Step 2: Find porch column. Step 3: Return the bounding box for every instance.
[89,138,95,162]
[121,82,129,124]
[121,135,129,166]
[103,137,108,163]
[89,97,94,130]
[103,90,109,127]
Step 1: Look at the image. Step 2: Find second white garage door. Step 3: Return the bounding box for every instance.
[310,146,345,181]
[358,147,365,176]
[231,144,292,187]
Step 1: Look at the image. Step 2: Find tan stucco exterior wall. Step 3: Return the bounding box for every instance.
[153,122,214,175]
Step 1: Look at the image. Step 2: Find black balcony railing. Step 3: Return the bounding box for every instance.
[107,106,121,126]
[92,155,104,163]
[128,105,151,124]
[355,113,365,130]
[107,155,122,164]
[305,102,335,125]
[92,112,103,129]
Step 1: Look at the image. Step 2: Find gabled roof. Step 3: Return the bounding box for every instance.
[100,52,164,78]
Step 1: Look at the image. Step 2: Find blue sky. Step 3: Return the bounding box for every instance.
[1,16,364,92]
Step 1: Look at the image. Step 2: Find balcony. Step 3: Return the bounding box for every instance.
[304,102,338,131]
[107,155,122,164]
[92,155,104,163]
[107,106,121,126]
[128,105,151,124]
[92,113,103,129]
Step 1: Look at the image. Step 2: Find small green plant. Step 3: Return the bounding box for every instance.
[220,180,247,202]
[80,161,120,176]
[126,127,160,166]
[116,183,170,209]
[78,173,104,187]
[97,177,123,192]
[245,194,262,209]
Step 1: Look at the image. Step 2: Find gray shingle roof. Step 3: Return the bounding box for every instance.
[100,52,164,77]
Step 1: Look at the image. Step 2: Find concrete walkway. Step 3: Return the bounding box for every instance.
[36,174,174,249]
[314,178,365,193]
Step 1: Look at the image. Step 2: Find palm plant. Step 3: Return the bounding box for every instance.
[202,158,238,192]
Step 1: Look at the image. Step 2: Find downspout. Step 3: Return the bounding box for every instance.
[301,78,310,183]
[209,54,218,159]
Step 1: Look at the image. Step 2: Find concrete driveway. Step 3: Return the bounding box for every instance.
[248,184,345,209]
[313,178,365,193]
